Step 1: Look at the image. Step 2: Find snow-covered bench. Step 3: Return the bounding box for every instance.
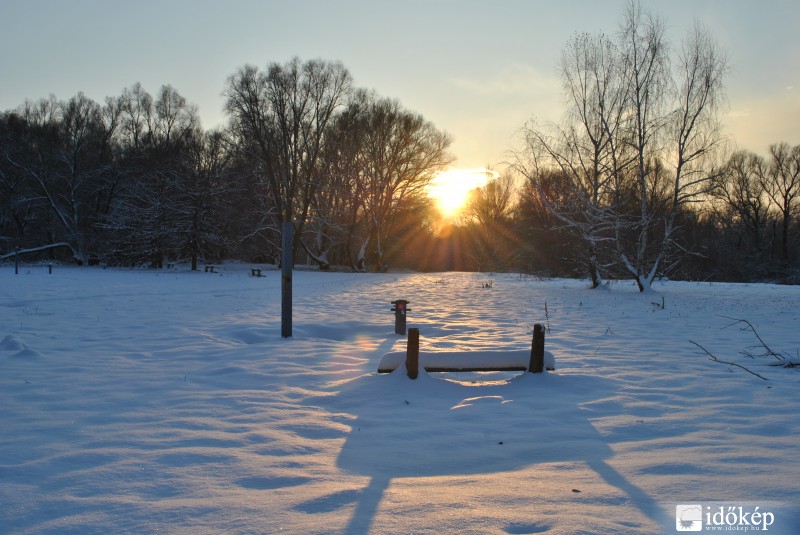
[377,325,554,378]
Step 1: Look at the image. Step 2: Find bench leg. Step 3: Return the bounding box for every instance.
[406,328,419,379]
[529,324,545,373]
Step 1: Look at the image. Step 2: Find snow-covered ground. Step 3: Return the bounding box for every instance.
[1,264,799,534]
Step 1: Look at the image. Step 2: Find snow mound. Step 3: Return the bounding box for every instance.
[12,347,42,359]
[1,334,26,351]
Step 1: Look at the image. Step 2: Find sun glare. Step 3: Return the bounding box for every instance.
[428,168,497,219]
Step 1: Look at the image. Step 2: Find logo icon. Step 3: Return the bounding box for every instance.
[676,505,703,531]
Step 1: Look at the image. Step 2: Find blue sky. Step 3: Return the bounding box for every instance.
[1,0,798,169]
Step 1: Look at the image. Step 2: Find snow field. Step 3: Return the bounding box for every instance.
[1,265,799,534]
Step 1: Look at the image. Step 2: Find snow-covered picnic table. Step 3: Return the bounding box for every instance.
[378,349,555,374]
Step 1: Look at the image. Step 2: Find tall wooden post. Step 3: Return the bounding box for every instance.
[281,221,293,338]
[529,323,545,373]
[406,328,420,380]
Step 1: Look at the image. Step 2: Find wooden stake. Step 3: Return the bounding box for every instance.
[392,299,409,335]
[529,323,545,373]
[406,328,420,379]
[281,221,293,338]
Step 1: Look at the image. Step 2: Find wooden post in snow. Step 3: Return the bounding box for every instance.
[406,328,420,379]
[391,299,409,335]
[281,221,293,338]
[529,323,545,373]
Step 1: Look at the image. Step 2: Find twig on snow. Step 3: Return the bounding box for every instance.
[689,340,769,381]
[716,315,785,361]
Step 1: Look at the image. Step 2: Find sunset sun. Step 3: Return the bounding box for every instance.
[428,168,497,219]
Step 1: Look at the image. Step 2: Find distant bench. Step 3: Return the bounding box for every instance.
[377,325,554,379]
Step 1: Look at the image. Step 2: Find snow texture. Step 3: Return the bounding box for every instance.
[1,264,799,534]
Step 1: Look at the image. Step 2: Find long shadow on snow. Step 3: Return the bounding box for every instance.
[327,368,664,534]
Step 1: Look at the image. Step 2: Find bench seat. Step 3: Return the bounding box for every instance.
[377,349,555,374]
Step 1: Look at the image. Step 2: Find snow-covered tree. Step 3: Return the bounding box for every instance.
[0,93,121,264]
[516,1,728,291]
[515,31,624,288]
[105,84,199,267]
[613,6,727,291]
[177,129,237,271]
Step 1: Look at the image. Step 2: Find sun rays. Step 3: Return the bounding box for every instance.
[428,168,498,220]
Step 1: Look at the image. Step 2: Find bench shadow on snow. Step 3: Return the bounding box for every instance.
[327,366,664,534]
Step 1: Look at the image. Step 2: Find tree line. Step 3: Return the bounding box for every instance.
[509,2,800,287]
[0,59,452,272]
[425,1,799,286]
[2,2,798,286]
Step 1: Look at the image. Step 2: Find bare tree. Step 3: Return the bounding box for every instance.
[713,150,770,262]
[301,90,370,270]
[0,110,48,251]
[179,129,236,271]
[463,173,519,271]
[515,31,625,288]
[119,83,152,153]
[761,142,800,264]
[513,169,589,276]
[2,93,120,264]
[612,2,670,291]
[355,97,453,271]
[107,84,199,267]
[225,58,352,336]
[614,5,727,291]
[515,2,728,290]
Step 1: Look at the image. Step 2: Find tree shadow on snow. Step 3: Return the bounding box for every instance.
[331,368,664,534]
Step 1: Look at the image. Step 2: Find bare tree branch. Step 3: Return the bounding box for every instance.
[689,340,769,380]
[716,314,785,361]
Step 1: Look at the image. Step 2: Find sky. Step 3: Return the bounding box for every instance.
[1,0,798,170]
